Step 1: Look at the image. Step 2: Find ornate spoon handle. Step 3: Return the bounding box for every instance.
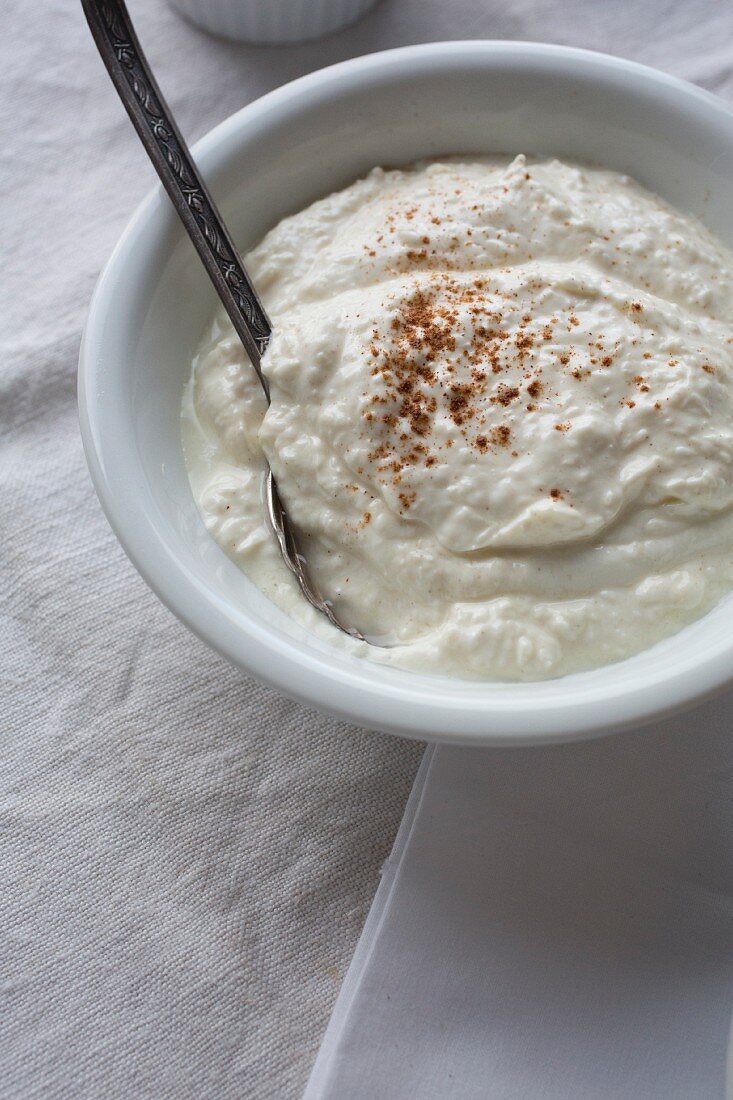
[81,0,272,380]
[82,0,366,641]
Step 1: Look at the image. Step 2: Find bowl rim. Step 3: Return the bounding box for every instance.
[79,39,733,746]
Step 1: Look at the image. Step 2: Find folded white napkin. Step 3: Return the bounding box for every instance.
[306,698,733,1099]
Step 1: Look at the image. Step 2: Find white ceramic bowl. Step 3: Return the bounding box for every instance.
[79,41,733,746]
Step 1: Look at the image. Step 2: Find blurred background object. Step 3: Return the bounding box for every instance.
[168,0,381,44]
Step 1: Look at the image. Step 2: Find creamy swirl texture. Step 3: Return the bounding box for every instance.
[183,156,733,680]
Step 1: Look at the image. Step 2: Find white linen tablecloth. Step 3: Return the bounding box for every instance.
[4,0,733,1097]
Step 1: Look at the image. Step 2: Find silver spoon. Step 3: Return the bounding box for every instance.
[82,0,362,640]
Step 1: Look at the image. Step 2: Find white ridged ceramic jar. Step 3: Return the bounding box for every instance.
[169,0,380,44]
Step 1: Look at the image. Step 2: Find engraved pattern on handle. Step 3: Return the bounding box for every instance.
[83,0,271,372]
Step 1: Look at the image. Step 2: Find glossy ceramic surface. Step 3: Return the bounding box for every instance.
[79,42,733,744]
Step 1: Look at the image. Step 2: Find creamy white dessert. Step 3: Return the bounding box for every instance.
[183,156,733,681]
